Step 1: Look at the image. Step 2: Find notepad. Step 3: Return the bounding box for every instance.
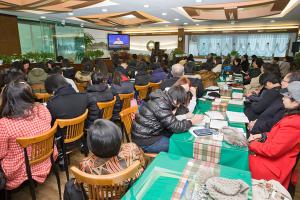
[210,120,228,130]
[205,111,225,120]
[226,111,249,123]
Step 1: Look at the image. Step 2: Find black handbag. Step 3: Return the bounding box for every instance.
[63,178,87,200]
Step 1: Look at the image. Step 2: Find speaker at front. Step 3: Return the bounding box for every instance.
[292,42,300,53]
[154,42,160,51]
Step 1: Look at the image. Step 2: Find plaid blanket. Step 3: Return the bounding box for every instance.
[193,135,222,164]
[171,159,220,200]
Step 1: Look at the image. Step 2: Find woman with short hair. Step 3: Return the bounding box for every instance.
[0,81,56,190]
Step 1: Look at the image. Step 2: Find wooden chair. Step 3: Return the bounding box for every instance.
[135,83,150,100]
[119,93,134,111]
[30,83,45,93]
[119,106,138,142]
[97,96,117,120]
[35,93,51,103]
[70,161,141,200]
[149,81,161,93]
[15,123,61,200]
[75,81,88,93]
[55,109,88,180]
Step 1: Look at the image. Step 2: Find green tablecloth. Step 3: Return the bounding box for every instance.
[122,152,252,200]
[169,98,249,171]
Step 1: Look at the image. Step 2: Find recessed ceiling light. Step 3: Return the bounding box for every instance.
[162,13,167,16]
[196,24,199,26]
[102,8,108,12]
[184,22,188,25]
[270,20,276,23]
[195,0,202,2]
[40,16,46,19]
[144,4,149,8]
[174,18,180,21]
[68,12,74,16]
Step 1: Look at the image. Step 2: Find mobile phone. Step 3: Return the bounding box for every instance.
[193,129,213,136]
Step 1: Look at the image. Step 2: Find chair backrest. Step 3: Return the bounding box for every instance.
[135,83,150,100]
[55,109,88,144]
[149,82,161,93]
[35,93,51,103]
[31,83,45,93]
[16,123,58,166]
[119,106,138,141]
[75,81,88,93]
[70,161,141,200]
[97,96,117,120]
[119,93,134,111]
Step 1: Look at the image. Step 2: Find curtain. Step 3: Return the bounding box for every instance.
[189,33,292,57]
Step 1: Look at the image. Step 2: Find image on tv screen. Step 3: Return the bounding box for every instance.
[108,34,130,50]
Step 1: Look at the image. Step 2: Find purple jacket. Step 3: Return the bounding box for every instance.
[151,68,167,83]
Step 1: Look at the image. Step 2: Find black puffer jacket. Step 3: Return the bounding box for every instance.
[135,71,151,86]
[132,90,192,146]
[86,84,114,127]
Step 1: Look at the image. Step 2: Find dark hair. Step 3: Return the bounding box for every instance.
[261,73,281,85]
[255,58,264,68]
[87,119,122,158]
[263,63,281,77]
[56,56,64,63]
[174,76,191,87]
[167,85,188,106]
[152,62,161,70]
[82,58,93,73]
[61,59,70,68]
[273,57,279,62]
[91,72,106,84]
[112,71,122,85]
[234,58,241,64]
[22,59,30,65]
[215,56,222,65]
[45,74,69,94]
[11,61,23,71]
[0,81,35,118]
[187,54,194,62]
[251,55,257,59]
[4,70,26,84]
[243,54,248,60]
[132,54,138,59]
[49,66,63,75]
[287,71,300,82]
[46,60,55,68]
[94,58,108,76]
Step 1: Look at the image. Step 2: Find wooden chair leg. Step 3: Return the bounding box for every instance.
[60,140,69,181]
[51,156,61,200]
[24,149,36,200]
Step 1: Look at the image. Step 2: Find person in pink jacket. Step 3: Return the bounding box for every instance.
[248,81,300,188]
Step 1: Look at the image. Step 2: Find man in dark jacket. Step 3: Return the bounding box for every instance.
[115,60,129,77]
[86,72,114,127]
[132,85,203,153]
[245,73,282,121]
[151,62,167,83]
[161,64,204,97]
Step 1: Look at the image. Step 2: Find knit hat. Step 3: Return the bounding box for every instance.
[281,81,300,103]
[206,177,249,200]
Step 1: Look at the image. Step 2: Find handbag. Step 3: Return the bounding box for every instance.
[63,178,87,200]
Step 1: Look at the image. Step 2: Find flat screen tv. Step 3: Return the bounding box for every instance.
[107,34,130,50]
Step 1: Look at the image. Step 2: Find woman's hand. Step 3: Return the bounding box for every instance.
[248,134,262,142]
[190,114,204,125]
[247,120,257,131]
[186,112,194,119]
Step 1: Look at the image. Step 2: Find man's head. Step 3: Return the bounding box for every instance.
[171,64,184,78]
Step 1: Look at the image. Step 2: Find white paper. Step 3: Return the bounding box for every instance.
[226,111,249,123]
[205,111,225,120]
[206,86,219,90]
[210,120,228,130]
[229,99,244,105]
[232,92,243,99]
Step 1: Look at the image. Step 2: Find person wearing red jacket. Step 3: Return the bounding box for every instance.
[248,81,300,189]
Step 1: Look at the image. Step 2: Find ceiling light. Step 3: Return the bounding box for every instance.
[174,18,180,21]
[162,13,167,16]
[68,12,74,16]
[102,8,108,12]
[144,4,149,8]
[40,16,46,19]
[195,0,202,2]
[196,24,199,26]
[122,14,137,19]
[270,20,276,23]
[184,22,188,25]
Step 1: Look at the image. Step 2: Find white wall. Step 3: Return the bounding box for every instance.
[130,35,178,55]
[83,28,117,58]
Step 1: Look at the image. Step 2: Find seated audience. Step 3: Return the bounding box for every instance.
[212,56,222,73]
[45,60,55,73]
[111,71,134,120]
[128,54,138,77]
[279,56,291,78]
[51,67,79,92]
[27,64,48,86]
[45,74,87,125]
[115,60,129,77]
[61,58,75,79]
[3,69,26,85]
[151,62,167,83]
[86,72,114,127]
[245,73,282,121]
[232,58,242,74]
[75,59,93,83]
[22,59,30,74]
[80,119,145,178]
[132,85,203,153]
[56,56,64,64]
[185,54,195,74]
[0,81,56,190]
[248,81,300,189]
[134,63,151,86]
[244,58,263,91]
[161,64,204,98]
[241,54,250,74]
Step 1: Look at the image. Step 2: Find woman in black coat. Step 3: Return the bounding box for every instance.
[86,72,114,127]
[132,85,203,153]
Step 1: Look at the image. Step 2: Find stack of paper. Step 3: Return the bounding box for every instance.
[210,120,228,129]
[229,99,244,105]
[232,92,243,99]
[226,111,249,123]
[205,111,225,120]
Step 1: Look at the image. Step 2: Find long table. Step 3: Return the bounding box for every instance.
[169,96,249,171]
[122,152,252,200]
